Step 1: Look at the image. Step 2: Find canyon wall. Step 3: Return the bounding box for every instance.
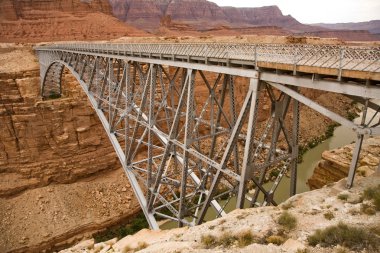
[108,0,380,41]
[0,46,140,253]
[0,0,147,43]
[108,0,313,32]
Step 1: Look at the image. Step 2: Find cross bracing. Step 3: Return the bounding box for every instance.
[35,43,380,229]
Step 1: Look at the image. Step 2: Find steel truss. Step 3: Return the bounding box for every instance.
[36,44,380,229]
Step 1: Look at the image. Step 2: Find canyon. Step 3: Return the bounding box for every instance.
[0,0,379,42]
[0,41,358,252]
[0,1,379,252]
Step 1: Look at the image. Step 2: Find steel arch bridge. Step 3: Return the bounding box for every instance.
[35,43,380,229]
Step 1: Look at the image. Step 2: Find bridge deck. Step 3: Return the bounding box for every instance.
[37,43,380,81]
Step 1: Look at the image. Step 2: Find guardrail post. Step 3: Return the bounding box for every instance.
[254,46,258,70]
[338,48,345,81]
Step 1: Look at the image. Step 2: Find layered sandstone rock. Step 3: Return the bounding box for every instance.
[0,46,140,253]
[108,0,309,32]
[0,0,147,43]
[308,136,380,189]
[0,0,113,20]
[108,0,380,41]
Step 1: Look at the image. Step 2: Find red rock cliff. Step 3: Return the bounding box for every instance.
[0,0,147,43]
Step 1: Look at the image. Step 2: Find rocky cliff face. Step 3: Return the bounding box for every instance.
[0,0,147,43]
[108,0,316,32]
[0,45,140,253]
[0,0,112,20]
[108,0,380,41]
[308,136,380,189]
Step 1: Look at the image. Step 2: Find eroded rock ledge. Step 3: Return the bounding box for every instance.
[308,136,380,189]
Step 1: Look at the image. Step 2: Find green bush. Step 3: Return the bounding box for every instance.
[307,222,380,252]
[277,211,297,230]
[337,193,349,201]
[93,212,149,243]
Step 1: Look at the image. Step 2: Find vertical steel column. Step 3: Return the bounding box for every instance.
[236,78,260,209]
[179,69,195,227]
[290,93,300,196]
[197,77,256,225]
[147,64,157,199]
[347,98,368,188]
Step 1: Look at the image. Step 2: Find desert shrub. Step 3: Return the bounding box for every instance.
[363,185,380,211]
[201,234,217,249]
[201,230,255,249]
[361,203,376,215]
[266,235,285,245]
[219,232,237,247]
[94,212,148,243]
[307,222,380,252]
[324,211,335,220]
[277,211,297,230]
[296,249,309,253]
[334,247,350,253]
[370,226,380,236]
[135,242,148,251]
[237,230,254,248]
[281,201,294,210]
[337,194,349,201]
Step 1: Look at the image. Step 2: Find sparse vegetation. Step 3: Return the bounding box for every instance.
[361,203,376,215]
[334,247,350,253]
[200,230,255,249]
[47,91,61,100]
[323,211,335,220]
[266,235,285,245]
[296,249,309,253]
[219,232,237,247]
[297,123,340,162]
[370,226,380,236]
[93,212,149,243]
[347,111,359,121]
[337,193,349,201]
[281,201,294,210]
[348,208,360,216]
[277,211,297,230]
[201,234,217,249]
[237,230,255,248]
[363,185,380,211]
[135,241,148,251]
[307,222,380,252]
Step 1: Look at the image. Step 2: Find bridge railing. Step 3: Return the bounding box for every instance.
[37,43,380,74]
